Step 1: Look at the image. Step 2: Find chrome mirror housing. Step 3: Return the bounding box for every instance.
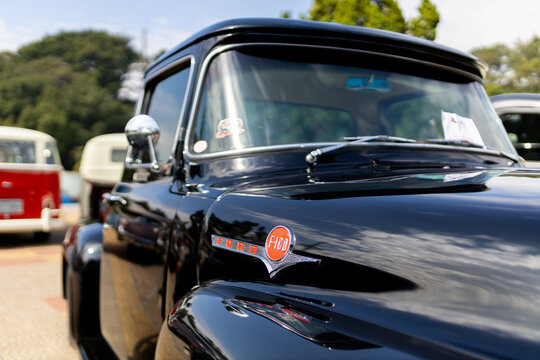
[124,114,164,173]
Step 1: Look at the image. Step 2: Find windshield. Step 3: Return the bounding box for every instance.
[0,140,36,164]
[190,46,515,156]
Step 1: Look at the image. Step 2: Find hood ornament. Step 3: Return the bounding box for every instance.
[211,225,319,277]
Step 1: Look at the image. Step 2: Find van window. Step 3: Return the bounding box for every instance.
[44,142,61,165]
[0,140,35,163]
[111,148,127,163]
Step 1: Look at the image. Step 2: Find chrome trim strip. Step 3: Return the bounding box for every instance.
[184,139,518,163]
[183,42,484,162]
[211,234,319,278]
[183,44,239,161]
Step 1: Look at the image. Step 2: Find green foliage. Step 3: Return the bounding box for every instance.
[0,31,136,169]
[407,0,439,40]
[472,37,540,96]
[17,30,137,95]
[281,10,292,18]
[288,0,439,40]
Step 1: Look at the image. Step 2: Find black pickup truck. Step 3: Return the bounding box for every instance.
[63,18,540,359]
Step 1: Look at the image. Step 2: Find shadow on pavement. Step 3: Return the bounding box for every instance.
[0,226,70,248]
[0,202,80,248]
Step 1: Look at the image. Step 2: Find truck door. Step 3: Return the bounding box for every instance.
[100,56,193,359]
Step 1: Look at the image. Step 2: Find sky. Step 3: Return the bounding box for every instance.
[1,0,540,57]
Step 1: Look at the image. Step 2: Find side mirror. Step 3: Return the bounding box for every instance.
[124,114,164,173]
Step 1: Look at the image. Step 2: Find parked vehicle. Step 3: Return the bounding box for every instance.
[0,126,63,240]
[61,133,127,328]
[78,133,128,220]
[491,93,540,167]
[61,170,82,204]
[64,18,540,359]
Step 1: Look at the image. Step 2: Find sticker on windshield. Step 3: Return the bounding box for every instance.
[216,117,245,139]
[193,140,208,153]
[441,110,484,146]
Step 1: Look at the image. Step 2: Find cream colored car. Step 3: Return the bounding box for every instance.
[79,133,127,220]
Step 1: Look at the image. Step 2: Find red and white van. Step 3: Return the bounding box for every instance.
[0,126,63,240]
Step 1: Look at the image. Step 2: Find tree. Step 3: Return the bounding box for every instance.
[0,56,132,168]
[17,30,138,95]
[407,0,439,40]
[0,30,137,169]
[285,0,440,40]
[472,37,540,96]
[471,44,513,95]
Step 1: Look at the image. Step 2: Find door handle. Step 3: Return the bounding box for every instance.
[102,193,127,206]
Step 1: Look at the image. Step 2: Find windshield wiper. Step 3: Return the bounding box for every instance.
[419,139,520,164]
[420,138,484,148]
[305,136,416,164]
[305,136,520,165]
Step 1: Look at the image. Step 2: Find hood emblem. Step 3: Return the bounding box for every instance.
[211,226,319,277]
[265,226,292,261]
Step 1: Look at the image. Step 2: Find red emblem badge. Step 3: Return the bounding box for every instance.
[211,225,318,277]
[265,226,292,261]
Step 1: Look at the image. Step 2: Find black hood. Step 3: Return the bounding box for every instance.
[200,168,540,358]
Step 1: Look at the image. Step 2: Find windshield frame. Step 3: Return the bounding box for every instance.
[184,42,510,161]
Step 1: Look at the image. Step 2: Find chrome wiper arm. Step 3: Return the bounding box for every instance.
[305,135,416,164]
[341,135,417,143]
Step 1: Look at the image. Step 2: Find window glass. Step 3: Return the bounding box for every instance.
[146,66,191,161]
[44,141,61,165]
[190,48,514,155]
[111,148,127,163]
[0,140,35,163]
[500,112,540,161]
[500,113,540,143]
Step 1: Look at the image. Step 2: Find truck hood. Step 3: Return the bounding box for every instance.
[200,168,540,358]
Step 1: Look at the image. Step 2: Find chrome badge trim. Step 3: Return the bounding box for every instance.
[211,229,319,277]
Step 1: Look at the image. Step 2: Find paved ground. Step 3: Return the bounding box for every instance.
[0,208,80,360]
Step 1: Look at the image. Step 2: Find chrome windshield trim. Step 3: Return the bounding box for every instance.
[184,140,519,163]
[183,42,485,162]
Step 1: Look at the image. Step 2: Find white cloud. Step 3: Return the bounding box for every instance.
[0,19,42,51]
[400,0,540,52]
[145,28,192,57]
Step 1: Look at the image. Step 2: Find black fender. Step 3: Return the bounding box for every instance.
[155,281,498,360]
[63,220,103,342]
[154,281,427,360]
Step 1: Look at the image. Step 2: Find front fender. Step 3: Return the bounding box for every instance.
[64,220,103,269]
[63,220,103,343]
[62,220,103,297]
[155,281,425,360]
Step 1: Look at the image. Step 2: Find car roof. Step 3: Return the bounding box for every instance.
[148,18,486,78]
[491,93,540,110]
[85,133,128,146]
[0,126,55,141]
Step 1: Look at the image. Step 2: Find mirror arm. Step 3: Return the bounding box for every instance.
[146,134,162,173]
[125,138,164,173]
